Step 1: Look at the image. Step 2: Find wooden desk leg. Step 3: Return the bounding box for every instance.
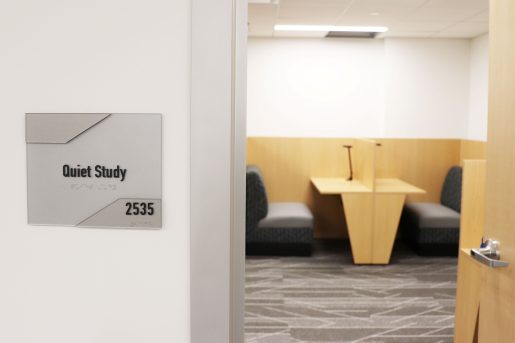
[341,194,374,264]
[454,250,481,343]
[372,194,405,264]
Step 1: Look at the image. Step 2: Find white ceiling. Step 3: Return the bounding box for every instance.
[248,0,489,38]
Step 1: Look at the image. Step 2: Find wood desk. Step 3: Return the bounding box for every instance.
[311,177,425,264]
[310,178,372,194]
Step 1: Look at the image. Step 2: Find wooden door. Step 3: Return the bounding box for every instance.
[478,0,515,341]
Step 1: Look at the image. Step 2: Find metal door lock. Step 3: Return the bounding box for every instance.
[471,239,509,268]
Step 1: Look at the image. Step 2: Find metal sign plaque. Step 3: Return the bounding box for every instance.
[26,113,162,229]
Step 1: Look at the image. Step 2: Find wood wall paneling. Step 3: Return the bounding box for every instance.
[247,137,465,238]
[460,140,487,162]
[375,139,461,203]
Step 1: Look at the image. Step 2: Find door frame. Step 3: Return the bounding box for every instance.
[190,0,247,342]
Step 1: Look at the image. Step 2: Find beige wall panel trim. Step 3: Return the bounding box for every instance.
[460,160,486,249]
[372,194,406,264]
[342,194,374,264]
[374,138,461,203]
[454,249,482,343]
[460,140,487,162]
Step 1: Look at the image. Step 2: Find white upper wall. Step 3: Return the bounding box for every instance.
[248,37,489,140]
[384,39,471,138]
[468,34,489,141]
[0,1,189,342]
[247,39,386,137]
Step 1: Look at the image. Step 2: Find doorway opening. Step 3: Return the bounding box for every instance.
[242,0,489,342]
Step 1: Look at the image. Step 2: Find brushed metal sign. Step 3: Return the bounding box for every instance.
[26,113,162,229]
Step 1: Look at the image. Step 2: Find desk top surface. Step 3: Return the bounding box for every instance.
[311,177,425,195]
[311,178,372,194]
[375,178,426,194]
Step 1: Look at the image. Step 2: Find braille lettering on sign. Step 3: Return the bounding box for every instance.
[26,113,162,229]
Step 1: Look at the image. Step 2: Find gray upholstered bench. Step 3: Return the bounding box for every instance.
[400,166,462,256]
[246,165,314,256]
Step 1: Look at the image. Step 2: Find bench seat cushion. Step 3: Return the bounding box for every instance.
[401,202,460,255]
[247,203,314,245]
[258,203,313,229]
[404,203,460,229]
[400,166,462,256]
[246,165,314,255]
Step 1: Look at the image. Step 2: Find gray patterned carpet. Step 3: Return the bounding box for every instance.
[245,241,457,343]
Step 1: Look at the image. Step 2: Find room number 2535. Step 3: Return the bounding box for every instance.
[125,202,155,216]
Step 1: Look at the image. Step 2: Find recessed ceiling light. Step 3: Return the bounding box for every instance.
[370,12,381,16]
[274,25,389,33]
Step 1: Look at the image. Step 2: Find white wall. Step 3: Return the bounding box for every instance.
[384,39,471,138]
[468,34,489,141]
[247,39,386,137]
[247,37,482,139]
[0,1,189,342]
[190,0,246,342]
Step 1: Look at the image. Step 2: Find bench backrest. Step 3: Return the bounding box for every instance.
[441,166,463,213]
[246,165,269,233]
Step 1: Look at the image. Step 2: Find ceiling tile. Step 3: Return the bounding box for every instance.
[381,30,436,38]
[423,0,488,11]
[335,0,422,27]
[248,4,277,37]
[273,30,327,38]
[339,5,416,21]
[247,0,490,38]
[390,21,451,31]
[278,4,348,23]
[434,22,488,38]
[352,0,428,7]
[249,28,275,37]
[248,20,275,37]
[275,17,344,25]
[434,30,484,38]
[407,7,483,22]
[248,0,279,3]
[249,3,278,20]
[280,0,352,5]
[441,21,488,34]
[334,16,397,27]
[467,9,489,22]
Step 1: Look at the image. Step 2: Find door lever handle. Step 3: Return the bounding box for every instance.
[471,239,509,268]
